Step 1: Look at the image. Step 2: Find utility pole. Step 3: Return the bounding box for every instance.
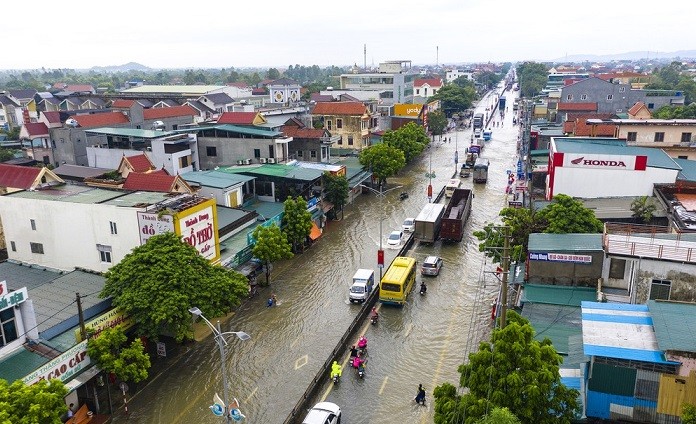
[500,227,511,329]
[76,292,87,341]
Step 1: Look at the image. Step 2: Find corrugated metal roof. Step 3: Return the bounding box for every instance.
[182,170,254,189]
[220,164,323,182]
[649,300,696,353]
[553,137,682,170]
[588,362,637,396]
[528,233,603,252]
[522,302,583,356]
[581,301,675,364]
[522,284,597,306]
[85,127,177,138]
[212,124,282,138]
[674,158,696,182]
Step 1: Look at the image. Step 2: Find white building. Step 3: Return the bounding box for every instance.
[445,69,474,83]
[547,137,681,200]
[0,185,219,272]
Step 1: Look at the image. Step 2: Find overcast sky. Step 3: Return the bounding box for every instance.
[4,0,694,70]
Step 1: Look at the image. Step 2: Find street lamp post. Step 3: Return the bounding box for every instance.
[189,307,250,423]
[360,182,402,281]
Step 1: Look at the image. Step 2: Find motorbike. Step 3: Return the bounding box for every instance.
[420,284,427,296]
[370,314,378,325]
[331,372,340,384]
[357,364,366,379]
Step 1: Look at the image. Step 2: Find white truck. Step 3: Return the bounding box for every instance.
[349,269,375,303]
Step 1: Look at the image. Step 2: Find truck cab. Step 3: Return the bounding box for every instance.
[349,269,375,303]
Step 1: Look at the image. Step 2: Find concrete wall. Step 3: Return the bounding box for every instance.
[619,124,696,146]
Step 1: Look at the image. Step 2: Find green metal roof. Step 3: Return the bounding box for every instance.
[649,300,696,353]
[219,164,322,182]
[553,137,682,170]
[6,184,126,204]
[530,149,549,157]
[182,170,254,189]
[674,158,696,182]
[522,284,598,307]
[85,127,177,138]
[528,233,603,252]
[521,302,585,359]
[210,124,282,138]
[101,191,172,207]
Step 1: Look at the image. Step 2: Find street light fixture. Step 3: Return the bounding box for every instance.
[189,307,250,423]
[360,182,403,281]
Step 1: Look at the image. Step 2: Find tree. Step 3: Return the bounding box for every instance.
[266,68,281,80]
[475,407,521,424]
[517,62,548,98]
[252,223,293,284]
[433,311,579,424]
[358,143,406,187]
[630,196,657,223]
[323,172,349,220]
[0,378,69,424]
[683,403,696,424]
[474,207,541,264]
[282,196,313,253]
[0,148,19,162]
[101,232,249,342]
[475,71,503,90]
[87,326,151,384]
[536,194,603,234]
[654,103,696,119]
[428,110,448,136]
[382,122,428,162]
[431,84,476,117]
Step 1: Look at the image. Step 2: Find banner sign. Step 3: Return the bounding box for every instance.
[74,308,134,343]
[0,285,28,312]
[22,341,90,385]
[560,153,647,171]
[528,252,592,264]
[137,212,174,245]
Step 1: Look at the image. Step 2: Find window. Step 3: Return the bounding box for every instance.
[326,120,332,130]
[566,94,573,101]
[608,258,626,279]
[337,137,342,145]
[580,94,588,100]
[650,279,671,300]
[110,221,118,235]
[206,146,217,157]
[253,149,261,158]
[30,242,44,254]
[654,132,665,142]
[336,119,343,129]
[97,245,112,263]
[310,150,317,158]
[619,87,626,93]
[648,103,655,109]
[348,135,354,145]
[607,94,613,100]
[30,219,36,231]
[10,241,16,252]
[627,132,637,142]
[0,308,19,347]
[296,150,303,158]
[681,132,692,143]
[180,156,189,167]
[678,155,689,159]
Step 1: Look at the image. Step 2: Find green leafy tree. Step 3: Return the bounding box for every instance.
[433,311,579,424]
[0,378,68,424]
[358,143,406,187]
[654,103,696,119]
[323,172,349,220]
[517,62,548,98]
[87,326,151,384]
[101,232,248,342]
[0,148,19,162]
[475,71,503,90]
[536,194,603,234]
[474,207,541,264]
[266,68,281,80]
[431,84,476,117]
[428,110,448,136]
[282,196,313,253]
[630,196,657,223]
[252,224,293,284]
[383,122,428,162]
[683,403,696,424]
[475,407,521,424]
[0,127,20,141]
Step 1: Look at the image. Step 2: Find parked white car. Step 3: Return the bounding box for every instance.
[387,230,403,246]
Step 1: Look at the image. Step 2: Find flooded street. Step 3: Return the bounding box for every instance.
[117,86,520,423]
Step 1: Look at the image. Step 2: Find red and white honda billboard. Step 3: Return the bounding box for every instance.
[557,153,647,170]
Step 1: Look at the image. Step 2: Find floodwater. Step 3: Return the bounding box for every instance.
[116,85,521,423]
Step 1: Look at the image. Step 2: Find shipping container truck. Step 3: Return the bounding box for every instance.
[414,203,446,244]
[473,113,484,129]
[439,188,473,242]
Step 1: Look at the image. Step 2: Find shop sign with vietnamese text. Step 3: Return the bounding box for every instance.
[74,308,134,343]
[0,282,28,312]
[179,205,216,260]
[528,252,592,264]
[22,341,90,385]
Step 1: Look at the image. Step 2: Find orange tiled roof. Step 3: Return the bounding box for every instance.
[143,105,197,120]
[24,122,49,137]
[573,118,617,137]
[124,154,155,173]
[112,99,135,108]
[217,112,257,125]
[557,102,597,112]
[312,102,367,116]
[628,101,647,116]
[282,126,326,139]
[0,163,42,189]
[414,78,443,88]
[72,112,129,128]
[123,172,178,192]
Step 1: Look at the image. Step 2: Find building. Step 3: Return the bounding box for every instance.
[311,102,371,151]
[182,169,255,208]
[267,78,302,105]
[546,137,681,200]
[445,69,474,83]
[195,124,293,169]
[413,78,443,101]
[281,118,338,163]
[0,164,64,194]
[559,77,684,114]
[339,61,416,105]
[0,184,220,272]
[527,233,604,286]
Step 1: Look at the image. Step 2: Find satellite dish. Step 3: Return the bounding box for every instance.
[65,118,79,127]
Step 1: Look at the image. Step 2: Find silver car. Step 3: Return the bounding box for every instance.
[421,255,443,276]
[302,402,341,424]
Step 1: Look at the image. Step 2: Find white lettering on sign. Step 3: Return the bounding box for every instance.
[0,286,28,312]
[561,153,646,170]
[22,341,90,385]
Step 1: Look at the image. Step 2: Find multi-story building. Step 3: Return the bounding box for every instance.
[196,124,293,169]
[339,61,417,105]
[311,102,372,151]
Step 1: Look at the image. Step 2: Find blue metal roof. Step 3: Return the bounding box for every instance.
[674,158,696,182]
[553,137,682,170]
[581,301,676,364]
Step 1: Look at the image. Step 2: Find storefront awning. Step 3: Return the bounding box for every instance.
[322,201,334,213]
[309,222,322,241]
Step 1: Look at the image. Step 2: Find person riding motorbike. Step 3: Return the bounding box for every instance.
[349,345,358,359]
[331,361,342,380]
[357,335,368,351]
[420,281,427,294]
[370,307,379,322]
[352,355,364,369]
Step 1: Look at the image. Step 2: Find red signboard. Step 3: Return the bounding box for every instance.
[377,249,384,266]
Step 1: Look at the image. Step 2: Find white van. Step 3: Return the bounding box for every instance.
[349,269,375,303]
[444,178,462,198]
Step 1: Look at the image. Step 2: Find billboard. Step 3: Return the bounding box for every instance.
[176,199,219,262]
[393,104,423,118]
[137,212,175,244]
[559,153,647,171]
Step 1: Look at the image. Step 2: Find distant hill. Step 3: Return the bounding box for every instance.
[88,62,151,72]
[552,50,696,63]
